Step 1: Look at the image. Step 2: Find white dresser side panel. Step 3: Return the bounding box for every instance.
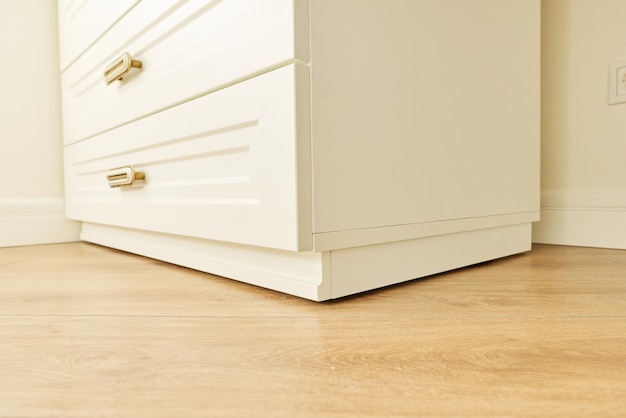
[309,0,540,234]
[65,65,312,251]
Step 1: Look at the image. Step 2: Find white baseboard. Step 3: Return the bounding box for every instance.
[532,191,626,250]
[0,198,81,247]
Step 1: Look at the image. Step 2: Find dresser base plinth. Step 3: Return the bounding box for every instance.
[80,222,531,301]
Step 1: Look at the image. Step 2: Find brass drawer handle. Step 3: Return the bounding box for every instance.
[107,166,145,188]
[103,52,142,85]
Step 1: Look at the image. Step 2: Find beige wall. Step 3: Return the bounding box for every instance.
[535,0,626,248]
[0,0,64,198]
[542,0,626,191]
[0,1,79,247]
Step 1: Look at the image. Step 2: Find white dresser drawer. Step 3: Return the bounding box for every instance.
[64,64,312,251]
[61,0,309,145]
[57,0,140,70]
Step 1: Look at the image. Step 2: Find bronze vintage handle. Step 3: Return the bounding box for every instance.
[107,166,145,188]
[103,52,142,85]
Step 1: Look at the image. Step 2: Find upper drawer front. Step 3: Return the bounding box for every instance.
[61,0,309,145]
[57,0,140,71]
[64,64,312,252]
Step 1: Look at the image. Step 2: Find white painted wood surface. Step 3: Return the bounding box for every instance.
[533,191,626,250]
[80,222,329,301]
[81,222,530,301]
[309,0,540,233]
[60,0,308,145]
[0,199,80,247]
[57,0,139,71]
[59,0,540,300]
[65,65,312,252]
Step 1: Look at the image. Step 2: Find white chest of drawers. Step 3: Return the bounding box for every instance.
[58,0,540,301]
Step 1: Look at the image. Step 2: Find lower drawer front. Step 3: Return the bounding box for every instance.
[64,64,312,252]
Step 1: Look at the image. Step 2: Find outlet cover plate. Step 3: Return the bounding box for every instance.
[609,60,626,105]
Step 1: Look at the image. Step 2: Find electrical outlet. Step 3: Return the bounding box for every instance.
[617,66,626,97]
[609,60,626,105]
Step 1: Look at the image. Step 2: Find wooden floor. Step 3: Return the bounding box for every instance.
[0,243,624,417]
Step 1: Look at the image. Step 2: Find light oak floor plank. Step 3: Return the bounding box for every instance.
[0,242,625,417]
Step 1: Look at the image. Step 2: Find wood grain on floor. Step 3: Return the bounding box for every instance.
[0,243,624,417]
